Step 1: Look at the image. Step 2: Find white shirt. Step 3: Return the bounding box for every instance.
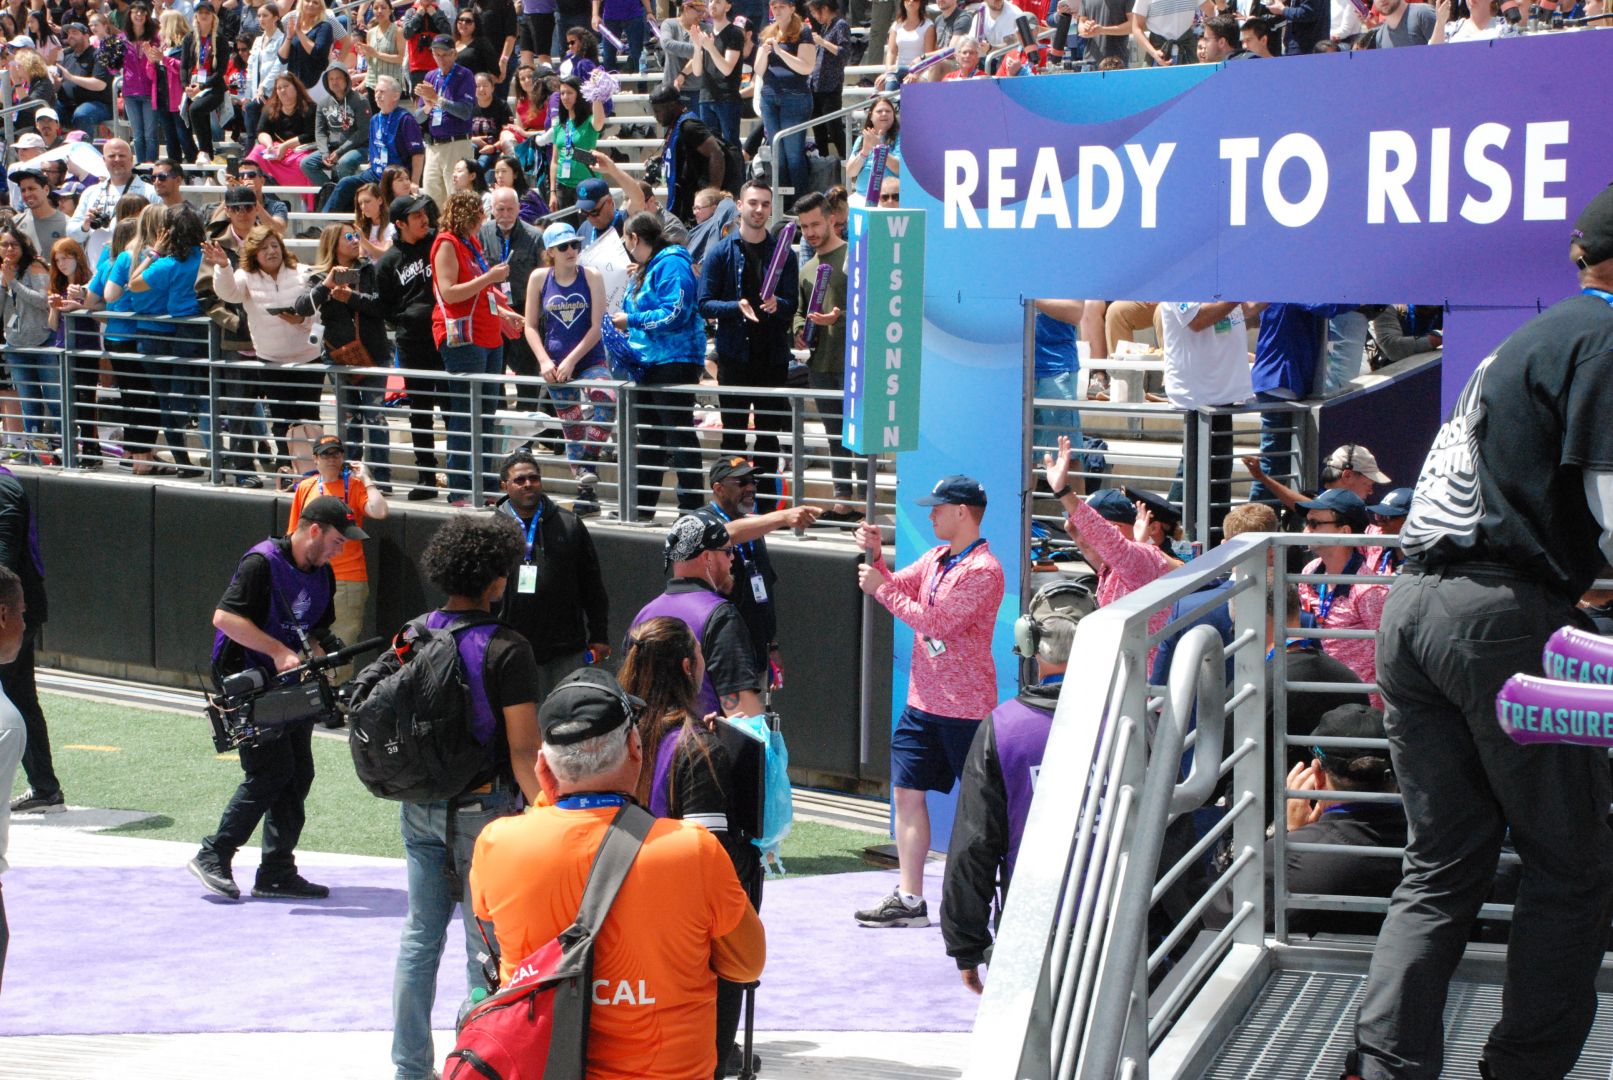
[979,0,1027,45]
[1442,17,1502,40]
[68,175,159,266]
[1331,0,1366,38]
[1160,302,1254,410]
[0,684,26,876]
[1132,0,1200,40]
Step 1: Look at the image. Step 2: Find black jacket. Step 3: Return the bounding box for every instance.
[0,469,47,628]
[941,682,1060,970]
[491,494,610,662]
[293,261,390,364]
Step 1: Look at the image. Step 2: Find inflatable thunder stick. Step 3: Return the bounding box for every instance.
[598,23,627,51]
[1496,623,1613,747]
[863,144,889,205]
[905,48,955,79]
[760,221,797,300]
[802,262,832,347]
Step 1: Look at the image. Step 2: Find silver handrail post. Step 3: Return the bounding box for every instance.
[618,381,638,519]
[469,376,485,506]
[57,337,75,470]
[789,394,805,532]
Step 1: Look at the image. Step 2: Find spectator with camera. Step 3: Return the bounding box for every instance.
[390,511,543,1080]
[67,139,157,265]
[188,496,366,902]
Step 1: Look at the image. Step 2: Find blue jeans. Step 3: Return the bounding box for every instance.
[300,147,367,187]
[323,166,382,213]
[391,785,516,1080]
[1032,370,1083,460]
[125,94,160,164]
[759,88,812,209]
[441,341,504,498]
[1323,311,1368,395]
[69,99,112,137]
[699,98,741,147]
[1247,390,1297,506]
[599,16,647,73]
[3,345,60,439]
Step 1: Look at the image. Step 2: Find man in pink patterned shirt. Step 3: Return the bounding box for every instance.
[1296,489,1389,699]
[852,475,1005,928]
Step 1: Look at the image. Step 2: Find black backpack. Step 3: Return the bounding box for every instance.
[347,613,500,803]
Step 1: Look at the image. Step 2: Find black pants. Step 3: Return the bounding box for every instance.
[713,846,762,1078]
[718,360,788,513]
[185,87,224,156]
[399,334,447,472]
[107,346,159,452]
[1356,570,1613,1080]
[634,361,705,519]
[806,368,855,502]
[810,91,846,160]
[521,11,557,58]
[2,628,56,799]
[202,722,316,881]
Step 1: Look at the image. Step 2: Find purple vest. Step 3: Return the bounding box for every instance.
[211,539,334,673]
[994,695,1055,882]
[649,728,681,817]
[631,586,728,718]
[425,610,501,745]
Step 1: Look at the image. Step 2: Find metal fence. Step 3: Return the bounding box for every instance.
[16,312,891,527]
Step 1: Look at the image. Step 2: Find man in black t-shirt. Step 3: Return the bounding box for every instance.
[694,456,821,687]
[391,510,542,1080]
[1350,187,1613,1080]
[649,85,726,225]
[377,194,448,500]
[54,23,115,135]
[698,179,799,514]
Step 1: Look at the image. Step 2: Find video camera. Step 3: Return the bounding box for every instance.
[206,635,385,752]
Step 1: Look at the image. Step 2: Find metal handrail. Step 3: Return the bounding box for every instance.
[766,90,897,223]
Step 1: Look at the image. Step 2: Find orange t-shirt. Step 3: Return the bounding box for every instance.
[470,805,761,1080]
[288,472,370,582]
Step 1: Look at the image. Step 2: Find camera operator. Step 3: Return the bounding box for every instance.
[188,495,367,902]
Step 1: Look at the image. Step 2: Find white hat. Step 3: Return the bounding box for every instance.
[1324,444,1391,485]
[5,34,35,50]
[34,107,58,122]
[12,132,46,150]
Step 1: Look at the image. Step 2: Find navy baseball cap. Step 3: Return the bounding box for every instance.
[1367,487,1414,518]
[1297,488,1368,529]
[575,177,610,212]
[915,474,987,507]
[1086,488,1136,525]
[1123,486,1182,527]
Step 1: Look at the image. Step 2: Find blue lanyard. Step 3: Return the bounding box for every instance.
[500,229,512,263]
[1314,552,1364,626]
[501,501,542,562]
[375,108,403,158]
[556,792,628,810]
[928,539,984,606]
[1266,637,1317,662]
[706,503,754,562]
[1375,547,1398,575]
[1584,287,1613,308]
[1040,673,1065,686]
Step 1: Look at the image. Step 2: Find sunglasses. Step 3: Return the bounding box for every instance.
[341,231,360,241]
[877,193,899,204]
[152,171,177,181]
[550,240,581,252]
[238,171,262,180]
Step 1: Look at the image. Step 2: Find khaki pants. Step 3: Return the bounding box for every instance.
[330,579,369,683]
[422,138,473,210]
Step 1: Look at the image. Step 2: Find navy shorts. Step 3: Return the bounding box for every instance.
[891,706,980,793]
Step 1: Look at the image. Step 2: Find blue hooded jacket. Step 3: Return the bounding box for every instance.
[624,243,704,368]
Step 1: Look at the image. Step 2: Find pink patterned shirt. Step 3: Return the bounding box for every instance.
[1300,554,1389,703]
[1068,498,1177,668]
[876,540,1006,720]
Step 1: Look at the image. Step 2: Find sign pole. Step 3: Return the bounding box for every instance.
[859,453,878,766]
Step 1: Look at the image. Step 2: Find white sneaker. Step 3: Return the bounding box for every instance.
[195,152,212,166]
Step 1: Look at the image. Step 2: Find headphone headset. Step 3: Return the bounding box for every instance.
[1013,577,1098,663]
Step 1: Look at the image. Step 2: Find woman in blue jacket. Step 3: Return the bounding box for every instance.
[611,211,706,521]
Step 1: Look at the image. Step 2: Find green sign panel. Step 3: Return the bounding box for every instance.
[842,206,926,454]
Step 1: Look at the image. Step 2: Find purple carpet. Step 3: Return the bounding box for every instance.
[0,861,979,1035]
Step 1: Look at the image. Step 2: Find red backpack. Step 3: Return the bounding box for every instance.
[444,803,654,1080]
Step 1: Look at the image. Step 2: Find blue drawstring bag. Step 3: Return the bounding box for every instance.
[722,714,793,876]
[601,320,647,383]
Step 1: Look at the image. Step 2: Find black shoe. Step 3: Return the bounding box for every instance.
[573,486,601,517]
[188,854,241,900]
[407,485,440,501]
[252,873,330,900]
[235,474,263,489]
[723,1043,761,1078]
[10,788,65,813]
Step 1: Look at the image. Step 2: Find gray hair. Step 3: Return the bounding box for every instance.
[373,74,401,94]
[541,718,632,784]
[1036,615,1076,666]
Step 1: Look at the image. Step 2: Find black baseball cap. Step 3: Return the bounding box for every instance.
[430,32,455,49]
[299,495,367,539]
[710,455,757,485]
[10,166,47,187]
[664,514,730,567]
[313,434,345,456]
[538,668,644,746]
[223,185,258,208]
[915,474,987,507]
[1087,487,1135,525]
[1311,704,1392,782]
[389,193,432,222]
[1571,183,1613,266]
[1123,486,1182,527]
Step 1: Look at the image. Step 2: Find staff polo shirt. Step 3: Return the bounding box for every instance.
[875,540,1005,720]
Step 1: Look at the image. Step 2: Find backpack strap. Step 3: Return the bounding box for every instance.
[551,801,656,973]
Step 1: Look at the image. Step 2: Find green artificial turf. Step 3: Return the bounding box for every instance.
[34,692,885,876]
